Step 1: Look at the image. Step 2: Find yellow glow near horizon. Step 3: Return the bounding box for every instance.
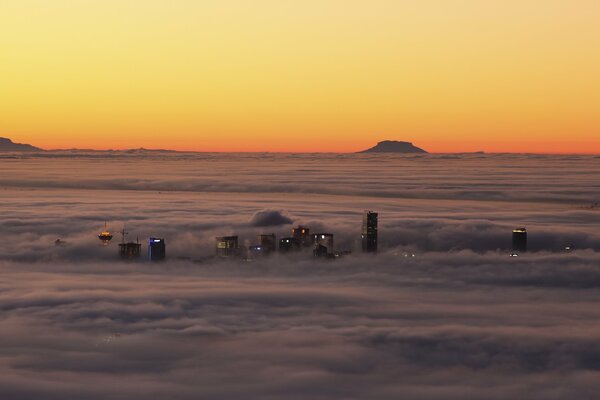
[1,0,599,153]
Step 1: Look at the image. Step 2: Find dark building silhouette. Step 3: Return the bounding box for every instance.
[258,234,277,254]
[312,233,334,253]
[216,236,239,258]
[292,226,311,247]
[512,228,527,252]
[362,211,378,253]
[118,227,141,260]
[148,238,166,261]
[279,237,300,253]
[313,243,330,258]
[119,242,141,260]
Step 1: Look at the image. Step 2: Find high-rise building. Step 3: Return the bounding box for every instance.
[313,243,329,258]
[258,234,277,254]
[292,226,311,247]
[512,228,527,252]
[119,242,141,260]
[118,227,141,260]
[312,233,334,253]
[216,236,239,258]
[148,238,166,261]
[362,211,378,253]
[279,237,300,253]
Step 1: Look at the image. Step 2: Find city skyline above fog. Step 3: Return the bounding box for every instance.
[1,152,600,399]
[2,2,600,398]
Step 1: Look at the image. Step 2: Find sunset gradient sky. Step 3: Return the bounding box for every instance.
[1,0,599,153]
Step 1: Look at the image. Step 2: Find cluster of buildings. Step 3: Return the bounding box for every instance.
[97,211,538,261]
[116,237,166,261]
[99,211,378,262]
[211,210,379,260]
[98,227,166,261]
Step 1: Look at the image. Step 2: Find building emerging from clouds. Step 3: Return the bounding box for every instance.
[247,234,277,259]
[216,236,239,258]
[362,211,378,253]
[312,233,333,251]
[279,237,299,253]
[119,241,142,260]
[292,226,311,247]
[512,228,527,252]
[148,238,166,261]
[257,234,277,254]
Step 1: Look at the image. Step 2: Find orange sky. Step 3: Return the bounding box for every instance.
[1,0,599,153]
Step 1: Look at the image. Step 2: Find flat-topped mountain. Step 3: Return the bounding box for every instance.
[358,140,427,154]
[0,137,41,152]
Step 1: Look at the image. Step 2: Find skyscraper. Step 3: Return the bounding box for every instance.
[313,244,329,258]
[119,242,141,260]
[258,234,277,254]
[292,226,311,247]
[118,227,141,260]
[512,228,527,252]
[148,238,166,261]
[216,236,239,258]
[279,237,300,253]
[312,233,334,253]
[362,211,378,253]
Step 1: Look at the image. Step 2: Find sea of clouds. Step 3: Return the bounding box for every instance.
[1,151,599,399]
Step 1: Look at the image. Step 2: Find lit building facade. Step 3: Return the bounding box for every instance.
[148,238,166,261]
[216,236,239,258]
[512,228,527,252]
[312,233,334,253]
[292,226,311,247]
[279,237,300,253]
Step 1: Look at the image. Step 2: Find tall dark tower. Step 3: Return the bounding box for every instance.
[362,211,378,253]
[512,228,527,252]
[148,238,166,261]
[118,227,141,260]
[292,226,311,247]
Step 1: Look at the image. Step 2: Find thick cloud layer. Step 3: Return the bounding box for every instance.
[1,152,600,399]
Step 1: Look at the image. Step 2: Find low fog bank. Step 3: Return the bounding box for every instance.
[1,153,600,398]
[1,152,599,203]
[2,253,600,399]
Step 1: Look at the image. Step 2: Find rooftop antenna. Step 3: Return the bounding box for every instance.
[120,227,129,244]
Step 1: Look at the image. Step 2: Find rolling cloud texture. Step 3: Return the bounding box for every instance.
[1,152,599,399]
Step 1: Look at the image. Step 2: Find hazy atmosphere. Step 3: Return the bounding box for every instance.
[2,0,600,398]
[1,152,599,399]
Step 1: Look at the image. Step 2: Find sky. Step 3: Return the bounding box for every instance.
[1,0,599,153]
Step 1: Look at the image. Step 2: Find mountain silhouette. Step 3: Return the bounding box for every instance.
[0,137,41,152]
[358,140,427,154]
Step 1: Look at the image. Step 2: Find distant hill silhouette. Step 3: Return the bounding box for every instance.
[0,137,41,152]
[359,140,427,154]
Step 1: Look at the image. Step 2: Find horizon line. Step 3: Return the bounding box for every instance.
[26,147,600,155]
